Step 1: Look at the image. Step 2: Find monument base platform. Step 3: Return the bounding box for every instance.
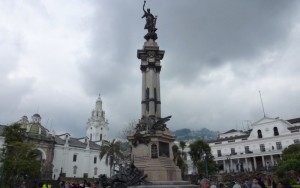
[128,181,198,188]
[134,156,181,181]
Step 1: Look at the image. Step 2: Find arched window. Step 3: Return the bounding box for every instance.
[94,167,98,175]
[73,165,77,175]
[273,127,279,136]
[257,129,263,138]
[151,144,158,158]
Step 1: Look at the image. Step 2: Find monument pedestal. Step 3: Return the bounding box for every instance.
[128,130,182,182]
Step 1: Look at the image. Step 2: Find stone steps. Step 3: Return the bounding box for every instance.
[134,157,176,168]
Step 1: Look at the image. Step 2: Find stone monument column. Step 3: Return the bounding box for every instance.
[138,40,164,119]
[127,1,182,183]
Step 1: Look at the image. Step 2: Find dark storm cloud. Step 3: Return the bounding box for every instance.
[79,1,142,96]
[79,0,299,95]
[2,1,299,137]
[158,0,299,82]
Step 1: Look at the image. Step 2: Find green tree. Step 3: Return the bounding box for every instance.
[0,123,41,188]
[99,139,124,176]
[276,144,300,181]
[2,123,26,143]
[188,140,217,178]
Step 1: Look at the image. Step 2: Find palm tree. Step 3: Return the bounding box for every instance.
[99,139,123,176]
[179,141,186,159]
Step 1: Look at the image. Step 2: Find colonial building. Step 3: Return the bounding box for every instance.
[208,116,300,173]
[52,95,110,179]
[0,96,110,180]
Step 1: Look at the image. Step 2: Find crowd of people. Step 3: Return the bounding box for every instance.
[58,180,99,188]
[18,179,100,188]
[199,176,293,188]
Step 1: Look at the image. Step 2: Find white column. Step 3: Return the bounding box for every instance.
[245,157,248,171]
[271,155,274,165]
[262,156,265,167]
[253,157,257,170]
[230,159,233,172]
[223,160,226,173]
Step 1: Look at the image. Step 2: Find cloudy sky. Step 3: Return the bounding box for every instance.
[1,0,300,138]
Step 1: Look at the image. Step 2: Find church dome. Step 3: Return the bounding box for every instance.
[27,114,48,136]
[28,123,48,136]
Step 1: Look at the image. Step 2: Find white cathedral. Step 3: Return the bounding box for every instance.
[0,95,110,180]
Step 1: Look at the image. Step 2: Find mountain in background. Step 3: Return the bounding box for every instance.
[173,128,219,141]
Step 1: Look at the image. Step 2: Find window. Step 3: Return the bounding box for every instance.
[276,142,282,150]
[94,157,97,164]
[100,134,102,141]
[90,133,92,141]
[94,167,98,176]
[258,129,263,138]
[260,144,265,152]
[273,127,279,136]
[294,139,300,144]
[73,165,77,175]
[231,148,236,155]
[217,150,222,157]
[73,154,77,162]
[245,146,250,153]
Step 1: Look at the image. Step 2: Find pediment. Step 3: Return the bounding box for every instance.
[252,117,279,127]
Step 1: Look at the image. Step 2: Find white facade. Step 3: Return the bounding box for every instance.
[86,95,109,142]
[209,117,300,173]
[52,134,109,179]
[52,96,110,179]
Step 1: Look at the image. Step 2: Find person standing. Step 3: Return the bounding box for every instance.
[252,177,262,188]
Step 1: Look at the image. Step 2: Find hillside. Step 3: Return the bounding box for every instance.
[173,128,219,141]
